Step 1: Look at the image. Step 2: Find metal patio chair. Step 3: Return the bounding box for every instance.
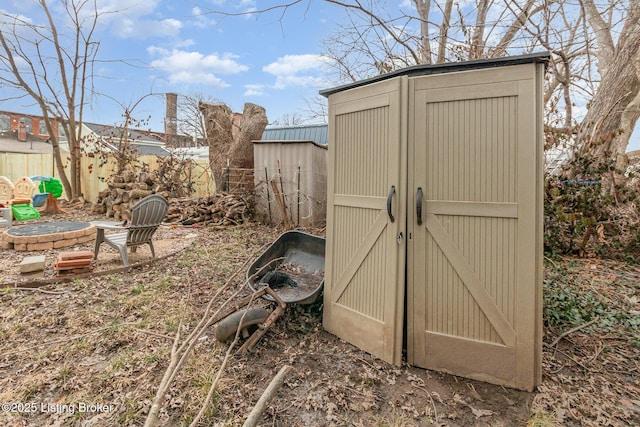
[93,194,169,266]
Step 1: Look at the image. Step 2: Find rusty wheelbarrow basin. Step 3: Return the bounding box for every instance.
[247,231,325,305]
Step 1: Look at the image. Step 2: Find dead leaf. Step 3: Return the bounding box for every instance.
[471,407,494,418]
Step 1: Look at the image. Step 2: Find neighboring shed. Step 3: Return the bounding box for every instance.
[253,125,328,227]
[320,52,549,391]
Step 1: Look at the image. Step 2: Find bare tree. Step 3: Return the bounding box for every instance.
[0,0,105,200]
[573,1,640,168]
[270,112,306,127]
[201,1,639,167]
[178,93,223,146]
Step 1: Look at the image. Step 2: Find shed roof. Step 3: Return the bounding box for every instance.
[319,52,551,97]
[83,122,162,143]
[130,143,170,156]
[0,133,54,154]
[83,122,170,156]
[260,124,327,145]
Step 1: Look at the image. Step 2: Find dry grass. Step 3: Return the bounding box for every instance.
[0,215,638,426]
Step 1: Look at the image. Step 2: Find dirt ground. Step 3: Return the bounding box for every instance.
[0,202,639,426]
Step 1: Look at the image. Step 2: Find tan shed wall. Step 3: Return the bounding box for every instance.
[253,141,327,227]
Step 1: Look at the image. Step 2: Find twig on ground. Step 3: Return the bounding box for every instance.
[11,287,66,295]
[548,317,599,347]
[243,365,293,427]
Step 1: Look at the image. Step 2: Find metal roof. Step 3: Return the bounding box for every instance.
[130,143,170,156]
[260,124,327,145]
[83,122,169,156]
[320,52,551,97]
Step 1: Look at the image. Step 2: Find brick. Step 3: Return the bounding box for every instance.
[58,251,94,261]
[14,243,27,251]
[56,266,94,277]
[1,241,11,250]
[37,233,59,243]
[77,234,96,244]
[15,235,36,244]
[2,232,14,243]
[63,229,83,239]
[27,242,53,251]
[83,225,97,236]
[20,255,46,273]
[55,259,92,268]
[53,238,76,249]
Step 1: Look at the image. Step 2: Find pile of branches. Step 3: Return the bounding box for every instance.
[545,154,640,259]
[165,193,250,226]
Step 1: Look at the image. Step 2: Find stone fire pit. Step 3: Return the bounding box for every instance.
[1,221,96,251]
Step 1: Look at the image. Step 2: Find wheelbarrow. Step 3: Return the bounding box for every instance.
[215,231,325,352]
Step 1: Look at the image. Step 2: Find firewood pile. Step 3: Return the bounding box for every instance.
[92,170,171,221]
[92,168,250,226]
[165,193,249,226]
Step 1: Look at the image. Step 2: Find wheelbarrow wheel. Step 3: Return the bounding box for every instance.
[215,307,270,342]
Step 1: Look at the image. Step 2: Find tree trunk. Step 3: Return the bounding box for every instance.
[51,135,74,200]
[413,0,432,63]
[200,102,234,185]
[436,0,453,63]
[228,103,268,170]
[576,9,640,170]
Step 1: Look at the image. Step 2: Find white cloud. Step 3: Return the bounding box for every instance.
[88,0,183,39]
[148,47,249,87]
[263,54,331,89]
[263,54,327,75]
[244,84,265,96]
[117,17,182,39]
[174,38,196,49]
[191,6,213,29]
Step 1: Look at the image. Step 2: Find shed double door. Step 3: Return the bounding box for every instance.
[324,64,543,391]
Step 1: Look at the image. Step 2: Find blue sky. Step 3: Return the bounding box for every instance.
[89,1,336,129]
[1,0,639,151]
[3,0,336,130]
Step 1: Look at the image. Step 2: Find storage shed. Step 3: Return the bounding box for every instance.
[320,52,549,391]
[253,132,327,227]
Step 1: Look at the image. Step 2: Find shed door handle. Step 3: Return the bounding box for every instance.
[416,187,423,226]
[386,185,396,223]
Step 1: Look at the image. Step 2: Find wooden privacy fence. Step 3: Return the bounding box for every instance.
[0,152,215,202]
[219,166,255,194]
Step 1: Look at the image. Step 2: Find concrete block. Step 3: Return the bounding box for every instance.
[20,255,46,273]
[27,242,53,251]
[54,238,76,249]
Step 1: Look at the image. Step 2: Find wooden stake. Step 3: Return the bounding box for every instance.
[270,180,294,229]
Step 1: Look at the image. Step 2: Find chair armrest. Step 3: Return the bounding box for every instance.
[90,220,128,230]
